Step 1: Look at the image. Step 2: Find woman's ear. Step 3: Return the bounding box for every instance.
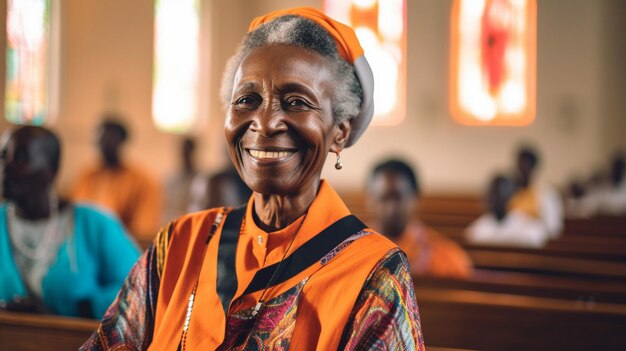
[330,119,351,153]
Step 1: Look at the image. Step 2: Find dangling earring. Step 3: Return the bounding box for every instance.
[335,152,343,170]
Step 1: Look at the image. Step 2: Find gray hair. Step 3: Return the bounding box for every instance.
[220,15,362,124]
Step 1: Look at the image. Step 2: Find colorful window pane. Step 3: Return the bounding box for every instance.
[450,0,536,126]
[325,0,406,125]
[5,0,53,125]
[153,0,200,133]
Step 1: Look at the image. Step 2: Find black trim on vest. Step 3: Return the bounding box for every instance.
[242,214,367,296]
[217,206,368,310]
[216,206,245,316]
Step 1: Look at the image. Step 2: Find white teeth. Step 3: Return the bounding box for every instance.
[249,150,293,159]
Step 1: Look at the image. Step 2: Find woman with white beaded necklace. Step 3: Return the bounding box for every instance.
[0,126,139,318]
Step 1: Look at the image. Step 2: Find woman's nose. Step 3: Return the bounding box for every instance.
[250,103,288,137]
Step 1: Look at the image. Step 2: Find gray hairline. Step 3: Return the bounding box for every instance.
[219,16,362,124]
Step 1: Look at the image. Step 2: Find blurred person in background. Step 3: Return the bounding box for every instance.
[164,137,208,222]
[466,174,550,248]
[564,177,594,218]
[204,163,252,209]
[509,145,563,237]
[0,126,139,319]
[573,152,626,217]
[72,117,163,239]
[595,152,626,215]
[368,159,472,279]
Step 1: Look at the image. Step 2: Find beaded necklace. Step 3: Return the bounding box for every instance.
[6,193,60,261]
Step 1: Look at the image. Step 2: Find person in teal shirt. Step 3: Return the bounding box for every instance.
[0,126,139,319]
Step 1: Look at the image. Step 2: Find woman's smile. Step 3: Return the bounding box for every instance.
[245,148,299,164]
[225,44,342,196]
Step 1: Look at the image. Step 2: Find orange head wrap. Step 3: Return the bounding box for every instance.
[247,7,375,147]
[249,7,364,64]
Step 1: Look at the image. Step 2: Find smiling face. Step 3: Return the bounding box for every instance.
[224,44,350,196]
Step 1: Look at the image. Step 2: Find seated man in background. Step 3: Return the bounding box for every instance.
[163,137,208,222]
[509,146,563,237]
[594,152,626,215]
[466,174,549,248]
[0,126,139,319]
[368,159,472,279]
[72,118,162,239]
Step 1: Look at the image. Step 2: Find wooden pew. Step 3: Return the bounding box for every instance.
[427,224,626,262]
[415,287,626,351]
[0,311,472,350]
[344,191,626,238]
[340,191,484,217]
[0,312,97,351]
[467,249,626,280]
[464,241,626,262]
[416,269,626,304]
[564,217,626,237]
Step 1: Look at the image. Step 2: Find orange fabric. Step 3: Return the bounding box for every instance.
[149,180,397,350]
[72,164,163,239]
[509,187,540,218]
[396,221,472,279]
[248,6,364,63]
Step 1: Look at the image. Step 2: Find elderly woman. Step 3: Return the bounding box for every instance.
[0,126,139,318]
[82,7,424,350]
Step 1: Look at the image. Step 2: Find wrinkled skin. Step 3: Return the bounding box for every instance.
[224,44,351,230]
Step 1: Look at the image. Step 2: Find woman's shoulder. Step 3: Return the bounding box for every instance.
[167,207,229,243]
[325,228,400,268]
[171,207,225,227]
[356,229,398,251]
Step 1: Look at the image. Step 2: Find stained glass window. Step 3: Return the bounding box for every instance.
[5,0,56,125]
[325,0,406,125]
[450,0,536,126]
[152,0,200,133]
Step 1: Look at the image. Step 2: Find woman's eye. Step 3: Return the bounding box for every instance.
[290,100,304,106]
[284,98,309,109]
[232,96,261,111]
[235,96,254,105]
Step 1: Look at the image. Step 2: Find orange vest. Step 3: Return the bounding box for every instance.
[149,181,397,350]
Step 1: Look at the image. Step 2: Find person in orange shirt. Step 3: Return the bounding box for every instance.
[72,119,163,240]
[368,159,472,279]
[81,8,424,351]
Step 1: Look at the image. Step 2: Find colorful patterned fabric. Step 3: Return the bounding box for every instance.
[339,249,426,351]
[80,182,425,350]
[79,225,169,350]
[81,245,425,350]
[217,280,306,350]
